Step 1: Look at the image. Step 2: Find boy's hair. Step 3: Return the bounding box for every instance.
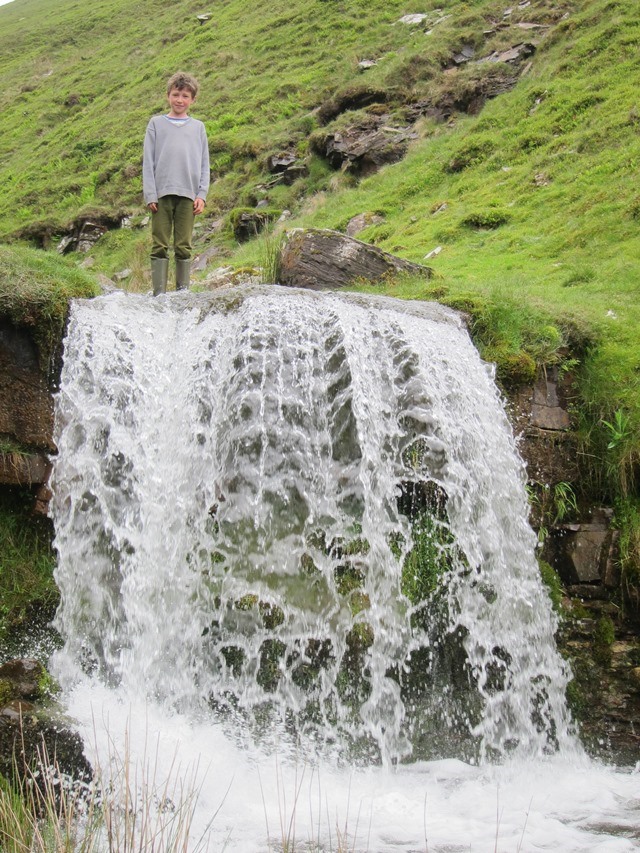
[166,71,199,98]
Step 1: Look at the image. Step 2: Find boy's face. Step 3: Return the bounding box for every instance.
[167,86,195,117]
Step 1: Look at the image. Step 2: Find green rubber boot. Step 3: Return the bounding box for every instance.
[151,258,168,296]
[175,259,191,291]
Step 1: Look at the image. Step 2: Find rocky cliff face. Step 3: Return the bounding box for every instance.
[1,282,637,761]
[0,318,54,512]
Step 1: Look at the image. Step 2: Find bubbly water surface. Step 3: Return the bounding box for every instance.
[50,288,639,849]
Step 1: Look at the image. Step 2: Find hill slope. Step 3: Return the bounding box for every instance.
[0,0,639,501]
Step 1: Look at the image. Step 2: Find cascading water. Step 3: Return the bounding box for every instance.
[49,287,639,851]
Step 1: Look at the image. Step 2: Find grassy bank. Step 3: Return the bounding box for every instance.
[0,489,58,643]
[0,248,97,639]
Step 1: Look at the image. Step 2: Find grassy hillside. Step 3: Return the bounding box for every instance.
[0,0,639,569]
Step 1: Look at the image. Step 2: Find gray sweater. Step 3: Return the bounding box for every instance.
[142,115,210,205]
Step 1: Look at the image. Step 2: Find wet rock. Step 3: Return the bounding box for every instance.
[531,374,570,430]
[549,512,616,586]
[565,583,610,600]
[0,451,50,486]
[33,481,53,516]
[510,367,577,485]
[0,319,55,452]
[0,658,46,700]
[278,228,432,290]
[0,704,92,788]
[0,658,92,786]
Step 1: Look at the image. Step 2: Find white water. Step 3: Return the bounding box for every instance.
[50,287,639,850]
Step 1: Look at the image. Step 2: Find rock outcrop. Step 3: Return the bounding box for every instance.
[0,658,92,786]
[0,320,54,452]
[313,118,418,176]
[0,318,54,508]
[278,228,432,290]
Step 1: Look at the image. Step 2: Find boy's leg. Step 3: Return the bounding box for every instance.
[150,196,176,295]
[173,197,195,260]
[173,197,195,290]
[150,197,174,259]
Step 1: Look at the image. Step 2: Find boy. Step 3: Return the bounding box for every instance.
[143,72,210,295]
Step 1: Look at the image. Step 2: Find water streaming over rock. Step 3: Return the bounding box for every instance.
[51,286,573,768]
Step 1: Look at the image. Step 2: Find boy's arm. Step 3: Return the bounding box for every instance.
[196,124,210,205]
[142,120,158,207]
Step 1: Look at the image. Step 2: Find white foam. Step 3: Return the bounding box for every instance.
[67,678,640,852]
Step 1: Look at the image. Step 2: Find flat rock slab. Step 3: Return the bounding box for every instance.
[0,452,50,486]
[278,228,432,290]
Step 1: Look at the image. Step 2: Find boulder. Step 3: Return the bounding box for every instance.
[278,228,432,290]
[345,212,385,237]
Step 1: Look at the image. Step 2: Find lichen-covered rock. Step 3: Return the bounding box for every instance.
[278,228,432,290]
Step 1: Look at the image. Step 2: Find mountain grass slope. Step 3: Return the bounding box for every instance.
[0,0,639,568]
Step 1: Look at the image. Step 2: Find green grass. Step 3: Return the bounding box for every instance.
[0,244,99,365]
[0,489,58,640]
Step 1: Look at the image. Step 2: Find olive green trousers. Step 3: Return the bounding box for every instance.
[150,195,195,260]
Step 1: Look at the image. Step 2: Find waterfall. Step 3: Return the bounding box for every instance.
[51,286,572,767]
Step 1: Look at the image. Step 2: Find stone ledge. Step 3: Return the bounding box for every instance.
[0,451,51,486]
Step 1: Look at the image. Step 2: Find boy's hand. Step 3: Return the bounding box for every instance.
[148,202,158,213]
[193,198,205,215]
